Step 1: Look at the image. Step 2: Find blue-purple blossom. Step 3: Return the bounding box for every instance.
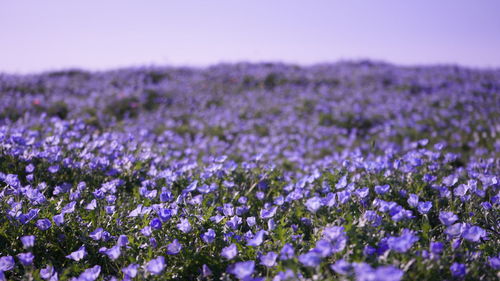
[450,262,466,277]
[201,229,216,244]
[20,235,35,248]
[221,244,238,260]
[387,229,419,253]
[260,251,278,267]
[462,225,487,242]
[0,256,15,271]
[166,239,182,255]
[439,211,458,226]
[66,246,87,261]
[228,261,255,279]
[146,256,166,275]
[298,251,322,267]
[247,230,267,246]
[177,218,192,233]
[122,264,139,278]
[17,252,34,266]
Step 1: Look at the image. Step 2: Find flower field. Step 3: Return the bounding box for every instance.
[0,62,499,280]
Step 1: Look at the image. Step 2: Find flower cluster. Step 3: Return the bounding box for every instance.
[0,62,498,280]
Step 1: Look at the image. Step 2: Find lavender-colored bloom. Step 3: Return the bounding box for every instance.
[17,252,34,266]
[450,263,466,277]
[221,243,238,260]
[374,266,404,281]
[407,194,419,207]
[117,235,129,247]
[247,230,267,246]
[331,259,352,275]
[228,261,255,279]
[61,201,76,214]
[40,265,55,279]
[89,228,104,240]
[305,197,323,213]
[146,256,166,275]
[417,201,432,214]
[0,256,15,271]
[355,187,370,199]
[375,184,390,195]
[489,256,500,270]
[314,239,333,257]
[102,245,121,260]
[462,226,487,242]
[260,206,278,219]
[150,218,162,230]
[77,265,101,281]
[66,246,87,261]
[363,245,376,256]
[201,229,216,244]
[53,213,64,226]
[223,203,235,216]
[430,241,444,254]
[177,218,192,233]
[247,216,256,227]
[260,252,278,267]
[298,251,322,267]
[445,223,466,237]
[336,175,348,189]
[36,218,52,230]
[201,264,212,277]
[278,244,294,261]
[166,239,182,255]
[226,216,242,230]
[122,264,139,278]
[85,199,97,210]
[387,229,419,253]
[439,211,458,226]
[21,235,35,248]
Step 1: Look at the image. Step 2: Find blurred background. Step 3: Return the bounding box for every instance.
[1,0,500,73]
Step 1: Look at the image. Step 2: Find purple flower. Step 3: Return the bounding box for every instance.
[314,239,333,257]
[450,262,466,277]
[417,201,432,214]
[439,211,458,226]
[407,194,419,207]
[177,218,192,233]
[279,243,295,260]
[146,256,166,275]
[228,261,255,279]
[247,230,267,246]
[331,259,352,275]
[221,243,238,260]
[375,184,390,195]
[247,217,256,227]
[298,251,322,267]
[66,246,87,261]
[158,208,172,222]
[305,197,323,213]
[260,206,278,219]
[53,214,64,226]
[430,241,444,254]
[0,256,15,271]
[61,201,76,214]
[445,223,466,237]
[36,219,52,231]
[489,256,500,270]
[102,245,121,260]
[166,239,182,255]
[89,228,105,240]
[17,252,34,266]
[260,252,278,267]
[462,226,487,242]
[201,229,216,244]
[117,235,129,247]
[201,264,212,277]
[150,218,162,230]
[40,265,55,279]
[122,264,139,278]
[387,229,419,253]
[77,265,101,281]
[374,265,404,281]
[223,203,235,216]
[85,199,97,210]
[21,235,35,248]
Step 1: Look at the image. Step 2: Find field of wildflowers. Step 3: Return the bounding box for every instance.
[0,61,498,280]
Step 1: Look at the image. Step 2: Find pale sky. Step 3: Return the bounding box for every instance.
[1,0,500,73]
